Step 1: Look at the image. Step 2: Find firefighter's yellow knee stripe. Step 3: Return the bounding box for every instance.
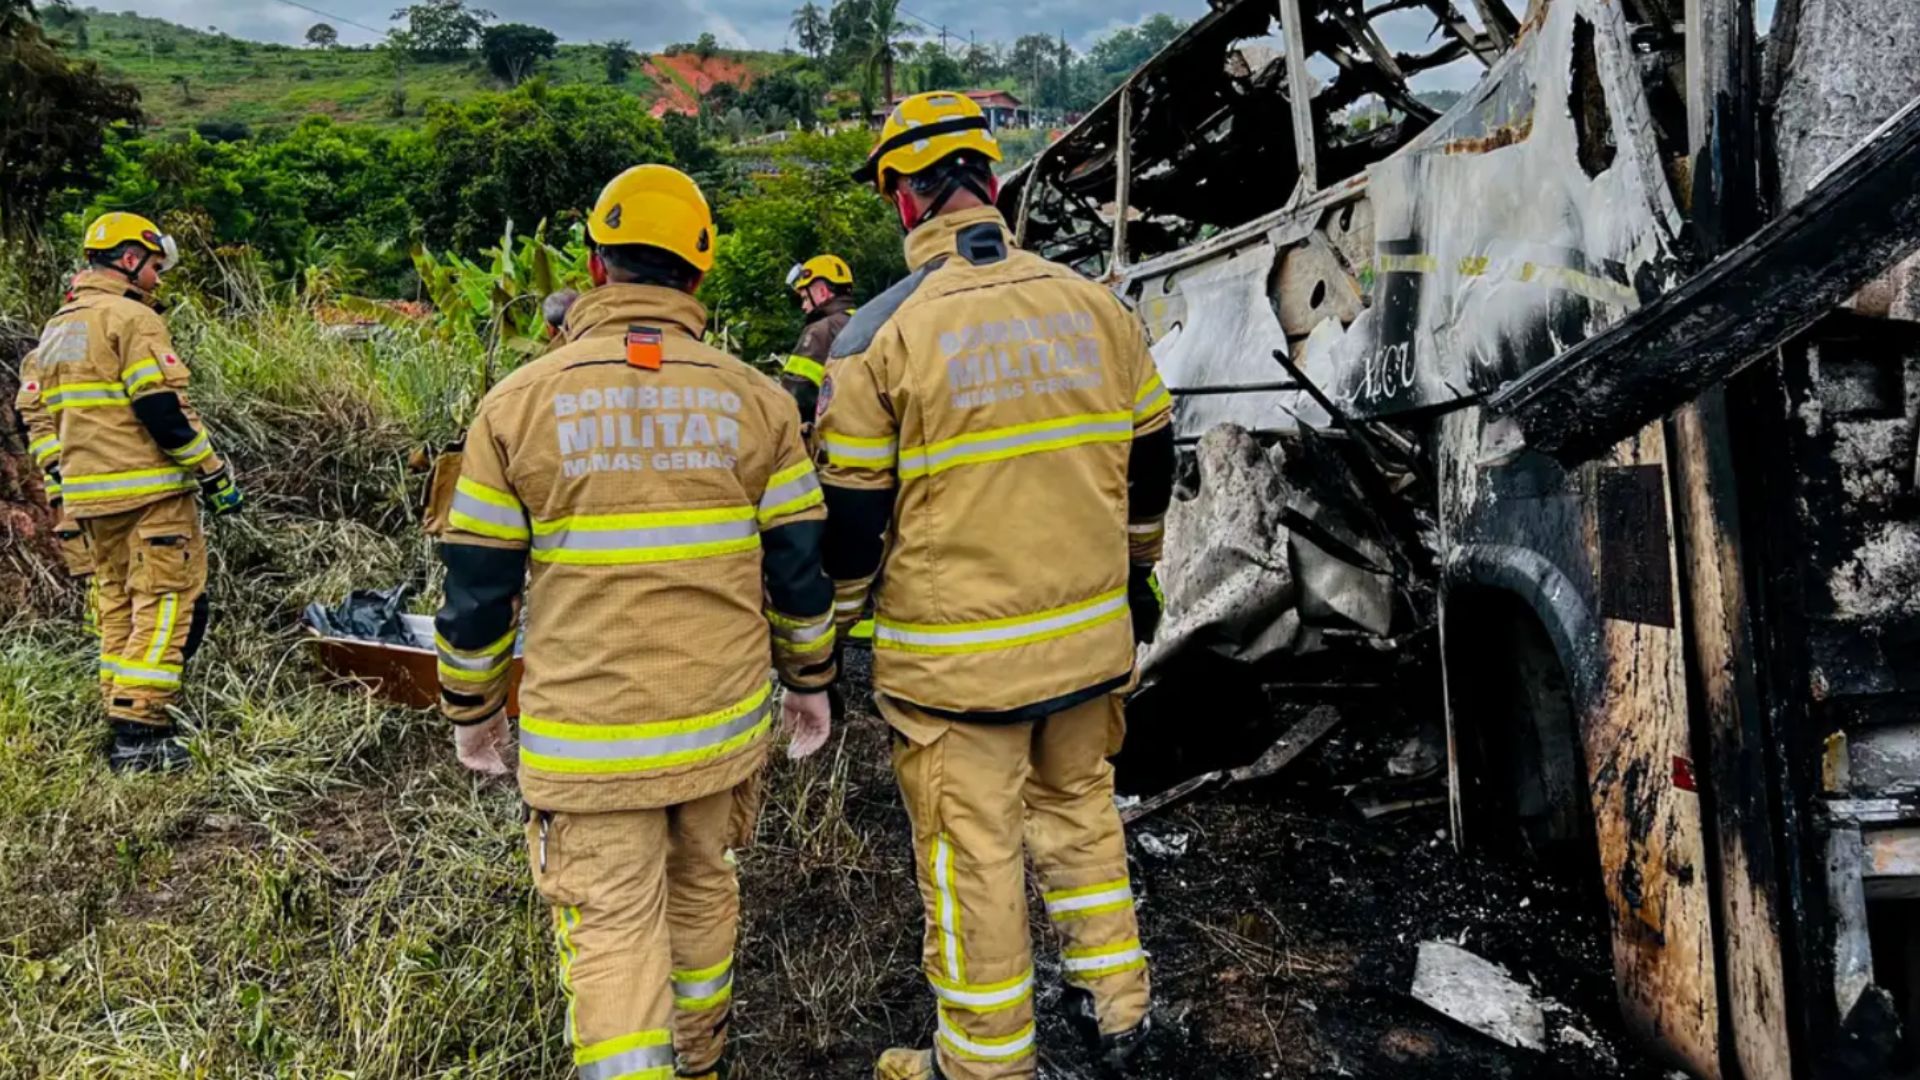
[897,410,1133,480]
[520,684,772,775]
[62,466,196,502]
[875,588,1129,655]
[929,969,1033,1013]
[783,354,826,386]
[672,955,735,1011]
[936,1013,1036,1062]
[1043,877,1136,921]
[1062,938,1148,981]
[574,1028,674,1079]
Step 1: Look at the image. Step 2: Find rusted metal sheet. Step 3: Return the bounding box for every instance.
[308,614,525,715]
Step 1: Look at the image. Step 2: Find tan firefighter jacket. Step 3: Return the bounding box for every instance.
[815,207,1174,717]
[435,285,837,813]
[14,271,225,519]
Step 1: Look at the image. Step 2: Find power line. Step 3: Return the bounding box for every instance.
[266,0,386,37]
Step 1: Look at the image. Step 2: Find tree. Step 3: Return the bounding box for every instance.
[916,44,964,93]
[790,2,828,63]
[480,23,555,85]
[411,83,675,252]
[389,0,492,59]
[828,0,872,80]
[695,31,718,60]
[863,0,910,114]
[792,3,833,65]
[0,0,144,244]
[305,22,338,48]
[1085,14,1186,100]
[600,39,632,84]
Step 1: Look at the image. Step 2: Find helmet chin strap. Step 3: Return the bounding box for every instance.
[895,171,1003,233]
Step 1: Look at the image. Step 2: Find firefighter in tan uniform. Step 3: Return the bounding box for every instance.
[819,93,1176,1080]
[16,342,100,632]
[15,214,244,773]
[777,254,857,438]
[435,164,838,1080]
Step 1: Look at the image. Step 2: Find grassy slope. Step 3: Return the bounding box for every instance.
[53,10,785,133]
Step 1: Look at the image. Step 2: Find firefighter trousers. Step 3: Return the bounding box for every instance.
[880,693,1151,1080]
[527,777,760,1079]
[82,493,209,728]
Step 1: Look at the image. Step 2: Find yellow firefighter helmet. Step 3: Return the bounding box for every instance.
[588,164,717,273]
[83,212,179,271]
[786,254,854,293]
[854,91,1003,192]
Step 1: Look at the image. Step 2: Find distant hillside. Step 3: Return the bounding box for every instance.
[46,9,782,133]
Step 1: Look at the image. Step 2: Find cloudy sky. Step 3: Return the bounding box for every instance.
[104,0,1220,51]
[108,0,1780,60]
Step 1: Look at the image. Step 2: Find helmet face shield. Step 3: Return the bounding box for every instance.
[156,234,180,274]
[785,263,809,291]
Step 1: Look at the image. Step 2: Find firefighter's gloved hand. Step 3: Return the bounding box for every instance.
[454,711,517,777]
[199,466,245,516]
[1127,564,1162,645]
[781,688,833,760]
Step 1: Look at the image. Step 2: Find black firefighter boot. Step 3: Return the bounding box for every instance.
[1062,986,1153,1076]
[108,721,193,775]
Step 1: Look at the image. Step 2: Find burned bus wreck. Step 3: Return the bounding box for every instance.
[1003,0,1920,1077]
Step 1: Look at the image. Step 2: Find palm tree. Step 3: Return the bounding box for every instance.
[864,0,911,113]
[790,2,829,63]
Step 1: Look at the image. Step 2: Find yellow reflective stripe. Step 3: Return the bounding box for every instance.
[766,607,835,654]
[63,466,196,502]
[672,955,735,1011]
[897,411,1133,480]
[575,1028,675,1080]
[936,1012,1035,1062]
[449,477,529,541]
[101,654,182,688]
[29,434,60,464]
[932,832,964,982]
[875,588,1129,656]
[758,461,824,524]
[121,358,164,394]
[519,684,773,776]
[166,431,213,468]
[822,432,898,470]
[435,627,516,664]
[1043,877,1135,921]
[530,505,760,566]
[556,906,582,1043]
[1062,938,1148,981]
[929,969,1033,1013]
[144,593,179,666]
[1133,373,1172,419]
[437,656,513,683]
[783,354,826,386]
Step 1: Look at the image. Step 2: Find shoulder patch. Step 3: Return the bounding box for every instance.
[816,373,835,420]
[829,256,950,360]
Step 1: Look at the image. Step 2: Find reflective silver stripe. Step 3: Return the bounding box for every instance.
[1044,882,1133,918]
[876,591,1128,650]
[937,1011,1035,1061]
[122,359,164,391]
[102,656,182,686]
[451,490,527,532]
[576,1042,674,1080]
[29,435,59,464]
[436,629,515,673]
[822,435,898,466]
[898,416,1134,478]
[933,833,962,980]
[63,468,194,498]
[835,598,865,613]
[532,517,757,554]
[771,613,834,645]
[145,593,179,666]
[930,970,1032,1011]
[1127,522,1163,536]
[1063,943,1146,977]
[672,960,734,1006]
[47,386,129,409]
[166,431,212,465]
[520,696,771,764]
[758,468,821,518]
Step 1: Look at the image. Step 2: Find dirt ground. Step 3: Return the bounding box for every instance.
[731,652,1675,1080]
